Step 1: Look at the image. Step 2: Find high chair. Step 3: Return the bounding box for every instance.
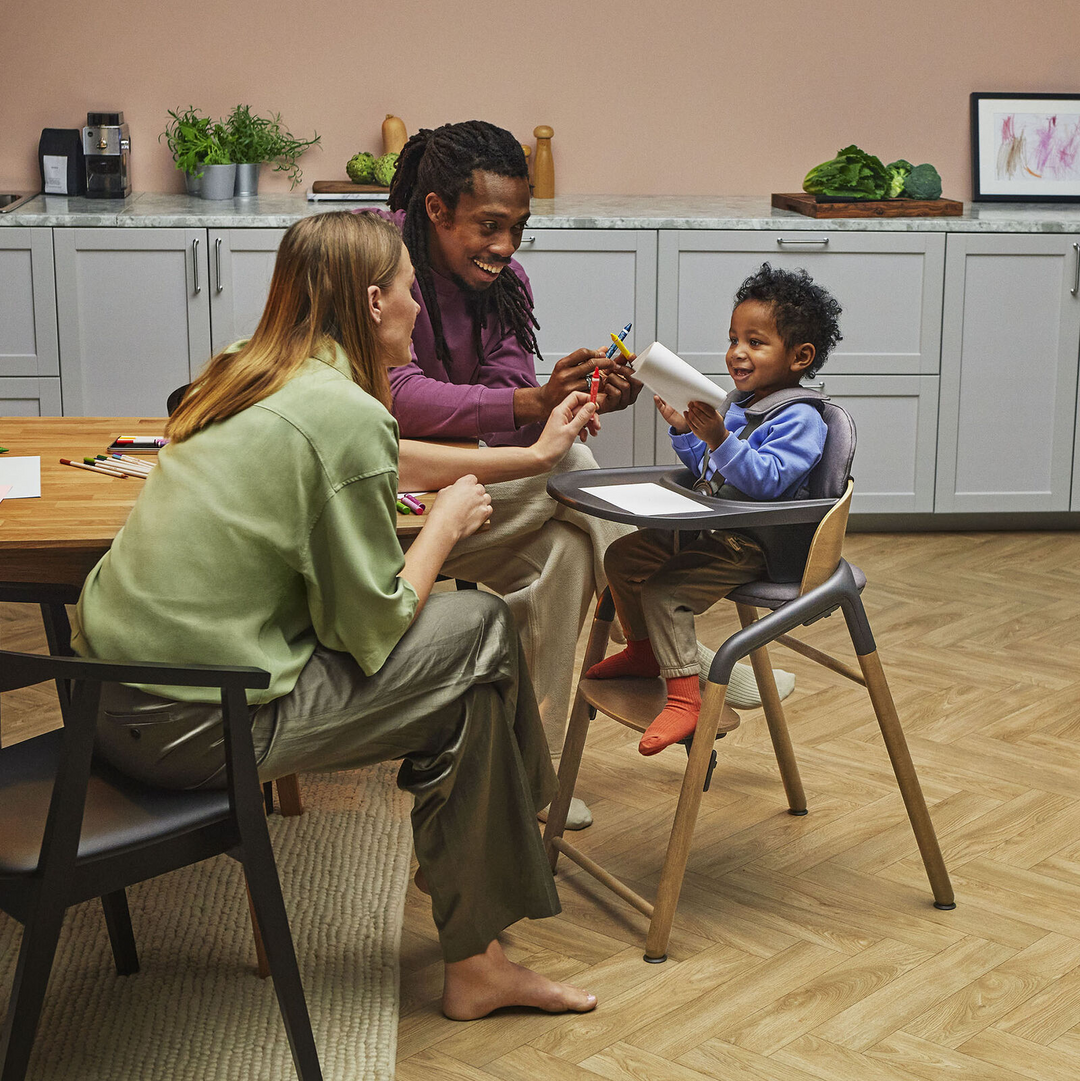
[542,402,954,961]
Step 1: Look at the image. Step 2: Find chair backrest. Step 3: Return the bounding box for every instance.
[806,401,857,500]
[800,478,854,594]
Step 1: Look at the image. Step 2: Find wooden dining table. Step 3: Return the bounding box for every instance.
[0,416,437,593]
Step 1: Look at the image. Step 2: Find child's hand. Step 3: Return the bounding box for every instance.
[654,395,690,434]
[685,401,728,451]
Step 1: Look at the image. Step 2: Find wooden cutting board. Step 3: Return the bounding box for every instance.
[311,181,390,195]
[772,192,963,218]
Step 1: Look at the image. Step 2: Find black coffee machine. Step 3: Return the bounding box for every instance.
[83,111,131,198]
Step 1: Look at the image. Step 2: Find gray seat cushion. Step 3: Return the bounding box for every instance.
[728,562,866,610]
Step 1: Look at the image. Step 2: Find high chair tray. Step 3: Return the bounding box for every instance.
[548,466,835,531]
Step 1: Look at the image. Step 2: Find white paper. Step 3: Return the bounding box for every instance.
[0,456,41,498]
[43,154,69,194]
[0,484,11,503]
[580,482,710,517]
[632,341,727,414]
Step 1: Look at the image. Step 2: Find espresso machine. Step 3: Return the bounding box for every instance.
[83,112,131,198]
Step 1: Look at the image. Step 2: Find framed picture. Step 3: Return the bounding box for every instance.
[971,92,1080,202]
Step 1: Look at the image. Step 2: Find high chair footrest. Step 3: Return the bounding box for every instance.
[578,676,740,735]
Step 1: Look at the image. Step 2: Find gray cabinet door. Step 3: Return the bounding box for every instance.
[208,229,286,353]
[54,228,211,416]
[938,234,1080,513]
[656,230,945,376]
[514,229,657,467]
[1,229,61,414]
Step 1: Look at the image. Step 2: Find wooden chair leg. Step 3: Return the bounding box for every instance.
[736,603,807,814]
[543,608,612,869]
[1,898,67,1081]
[275,774,303,817]
[246,880,272,980]
[857,649,955,909]
[645,681,729,962]
[100,889,139,975]
[242,836,322,1080]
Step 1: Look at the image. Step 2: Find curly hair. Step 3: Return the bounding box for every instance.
[733,263,842,378]
[387,120,540,371]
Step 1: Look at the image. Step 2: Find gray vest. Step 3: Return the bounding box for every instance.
[693,387,829,583]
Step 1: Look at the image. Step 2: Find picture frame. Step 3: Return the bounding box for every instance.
[971,92,1080,202]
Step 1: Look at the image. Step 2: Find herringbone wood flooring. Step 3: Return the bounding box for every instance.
[4,530,1080,1080]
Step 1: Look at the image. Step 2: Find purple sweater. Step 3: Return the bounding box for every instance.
[375,209,543,447]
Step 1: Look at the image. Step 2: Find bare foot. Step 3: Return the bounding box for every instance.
[442,939,597,1020]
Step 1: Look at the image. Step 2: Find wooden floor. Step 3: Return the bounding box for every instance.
[5,530,1080,1080]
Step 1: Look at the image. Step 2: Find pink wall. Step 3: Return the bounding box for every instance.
[2,0,1078,201]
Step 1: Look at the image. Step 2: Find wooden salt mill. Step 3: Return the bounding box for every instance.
[533,125,554,198]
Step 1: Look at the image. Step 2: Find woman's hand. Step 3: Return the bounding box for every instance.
[426,475,493,542]
[654,395,690,434]
[685,400,728,451]
[534,392,599,468]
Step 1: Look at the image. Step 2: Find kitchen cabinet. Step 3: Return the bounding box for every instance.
[54,229,210,416]
[937,234,1080,513]
[515,229,657,467]
[0,228,61,414]
[208,228,286,353]
[652,230,945,512]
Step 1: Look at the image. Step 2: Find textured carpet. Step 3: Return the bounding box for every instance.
[0,764,414,1080]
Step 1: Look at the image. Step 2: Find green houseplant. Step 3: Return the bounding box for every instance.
[224,105,321,192]
[160,106,231,195]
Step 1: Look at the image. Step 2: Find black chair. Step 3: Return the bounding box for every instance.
[0,649,321,1081]
[543,402,955,961]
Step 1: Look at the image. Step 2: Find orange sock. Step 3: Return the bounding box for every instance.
[638,675,701,756]
[584,637,660,680]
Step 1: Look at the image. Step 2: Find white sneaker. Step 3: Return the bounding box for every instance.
[697,642,795,708]
[538,797,593,830]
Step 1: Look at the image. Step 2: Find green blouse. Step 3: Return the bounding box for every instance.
[72,343,418,704]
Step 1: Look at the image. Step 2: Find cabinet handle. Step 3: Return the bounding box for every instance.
[192,237,201,294]
[215,237,223,293]
[520,236,536,244]
[1072,242,1080,297]
[804,380,826,392]
[777,237,830,246]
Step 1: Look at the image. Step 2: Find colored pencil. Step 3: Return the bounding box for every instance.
[60,458,127,478]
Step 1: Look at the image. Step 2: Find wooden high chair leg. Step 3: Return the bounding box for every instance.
[276,774,303,817]
[736,603,807,814]
[246,879,271,979]
[857,649,955,909]
[543,605,613,869]
[645,681,730,962]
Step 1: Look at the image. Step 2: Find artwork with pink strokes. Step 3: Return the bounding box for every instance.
[996,112,1080,183]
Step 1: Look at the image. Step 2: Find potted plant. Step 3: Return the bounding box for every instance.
[223,105,321,194]
[160,106,234,199]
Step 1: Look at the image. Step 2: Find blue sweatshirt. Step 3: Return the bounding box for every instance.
[670,396,827,500]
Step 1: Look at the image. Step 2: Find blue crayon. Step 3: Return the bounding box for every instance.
[605,321,632,359]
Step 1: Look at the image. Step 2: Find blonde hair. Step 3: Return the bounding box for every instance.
[168,211,404,442]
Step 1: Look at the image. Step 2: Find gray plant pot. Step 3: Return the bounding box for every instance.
[183,169,202,196]
[234,162,261,197]
[200,163,237,200]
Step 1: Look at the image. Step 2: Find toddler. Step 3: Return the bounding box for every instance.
[586,263,843,754]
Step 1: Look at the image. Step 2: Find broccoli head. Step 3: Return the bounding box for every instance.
[902,163,942,200]
[886,159,913,199]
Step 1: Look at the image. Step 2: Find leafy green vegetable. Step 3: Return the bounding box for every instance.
[902,163,942,200]
[373,152,399,188]
[802,145,890,200]
[886,159,913,199]
[347,151,377,184]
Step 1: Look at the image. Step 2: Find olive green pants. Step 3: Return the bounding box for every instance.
[95,591,560,963]
[603,528,767,678]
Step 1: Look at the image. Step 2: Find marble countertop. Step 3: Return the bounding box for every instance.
[3,191,1080,231]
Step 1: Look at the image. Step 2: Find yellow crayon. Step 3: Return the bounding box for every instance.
[609,331,633,360]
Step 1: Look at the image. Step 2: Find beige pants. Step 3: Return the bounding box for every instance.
[604,528,767,678]
[437,442,633,752]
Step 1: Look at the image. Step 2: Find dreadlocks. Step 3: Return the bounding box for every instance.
[388,120,541,371]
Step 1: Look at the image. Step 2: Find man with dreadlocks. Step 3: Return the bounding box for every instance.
[366,120,794,829]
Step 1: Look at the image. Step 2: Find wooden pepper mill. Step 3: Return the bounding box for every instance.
[533,125,554,199]
[520,144,532,191]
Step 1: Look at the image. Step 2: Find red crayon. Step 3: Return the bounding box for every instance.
[589,366,600,405]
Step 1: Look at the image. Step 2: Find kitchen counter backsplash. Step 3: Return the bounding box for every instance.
[5,192,1080,231]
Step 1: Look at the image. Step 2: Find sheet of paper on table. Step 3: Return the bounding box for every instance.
[0,456,41,499]
[579,482,711,516]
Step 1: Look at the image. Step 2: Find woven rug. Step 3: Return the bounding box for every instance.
[0,764,414,1080]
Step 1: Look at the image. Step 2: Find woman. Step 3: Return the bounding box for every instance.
[71,211,597,1019]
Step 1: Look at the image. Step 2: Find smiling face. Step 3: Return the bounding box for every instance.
[725,299,815,403]
[370,243,421,368]
[424,170,531,291]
